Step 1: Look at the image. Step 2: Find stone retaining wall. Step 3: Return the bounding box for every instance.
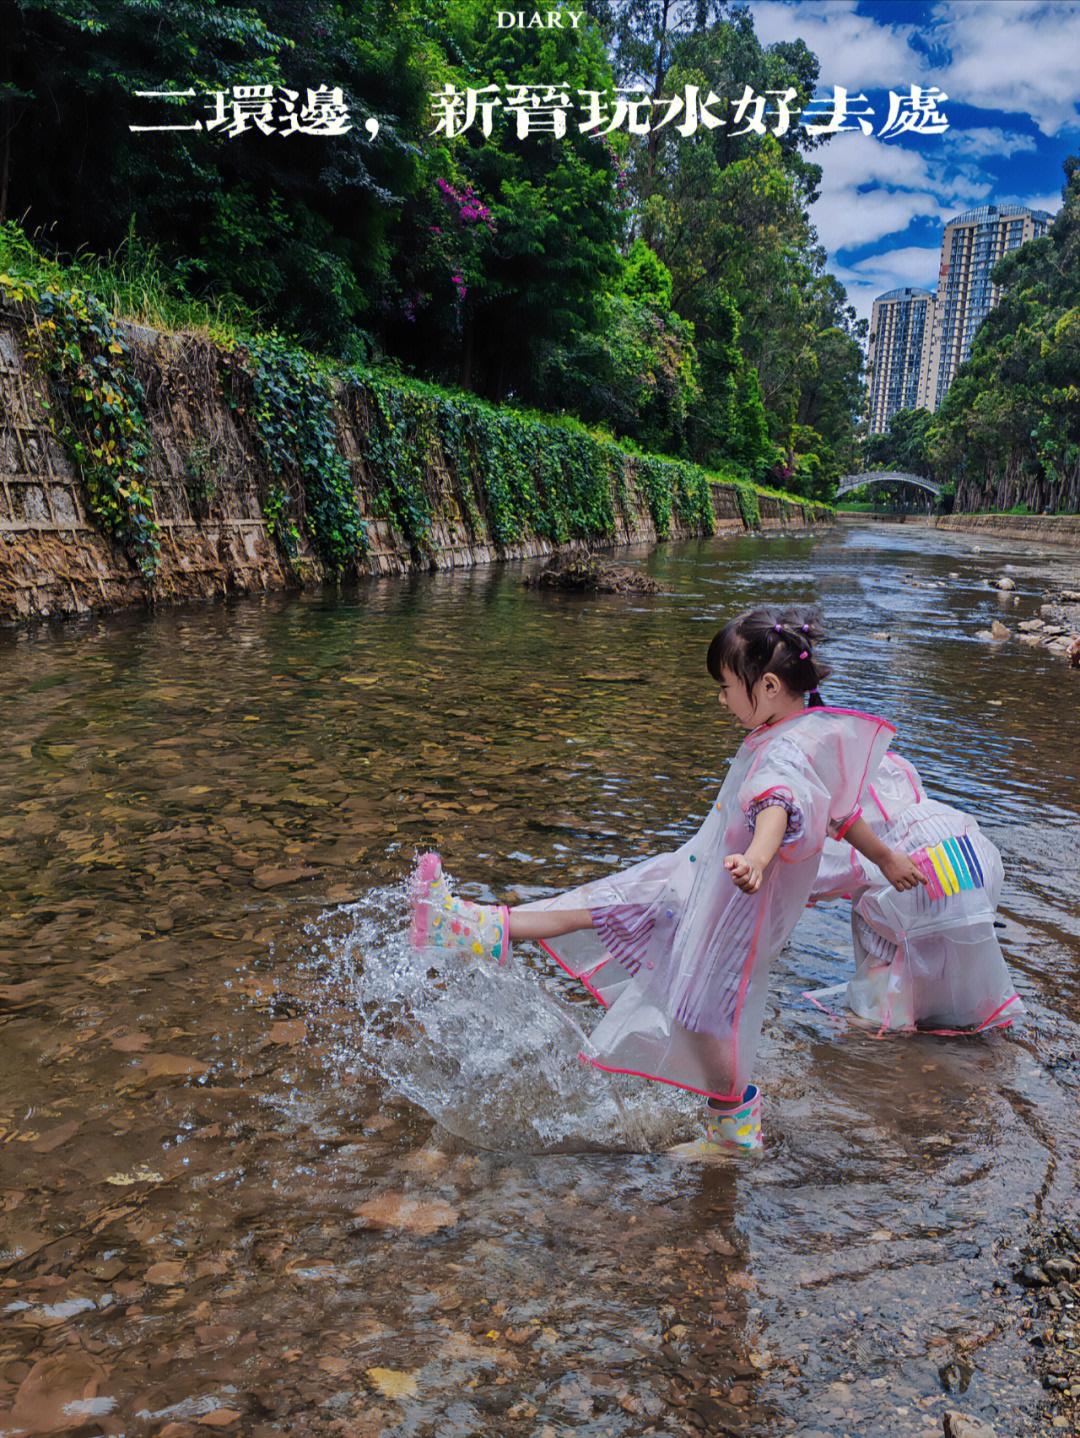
[933,513,1080,547]
[0,312,829,626]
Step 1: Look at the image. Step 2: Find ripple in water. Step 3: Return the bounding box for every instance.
[314,878,699,1154]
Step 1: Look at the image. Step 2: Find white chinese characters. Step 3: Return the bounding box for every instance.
[130,87,368,139]
[429,84,949,141]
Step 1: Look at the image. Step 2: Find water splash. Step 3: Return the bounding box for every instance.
[312,881,698,1153]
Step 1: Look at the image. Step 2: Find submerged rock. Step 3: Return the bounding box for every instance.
[525,552,662,594]
[990,621,1011,641]
[944,1412,997,1438]
[997,576,1016,591]
[1018,1263,1052,1288]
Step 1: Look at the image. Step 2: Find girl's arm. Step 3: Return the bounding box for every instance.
[724,805,790,894]
[841,815,927,892]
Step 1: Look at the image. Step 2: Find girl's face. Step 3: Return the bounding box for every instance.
[715,667,765,728]
[716,666,803,729]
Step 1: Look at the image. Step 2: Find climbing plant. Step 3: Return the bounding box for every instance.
[733,479,761,529]
[355,377,437,559]
[0,273,159,577]
[231,333,367,572]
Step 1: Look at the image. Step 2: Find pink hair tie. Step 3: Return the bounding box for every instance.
[799,650,808,659]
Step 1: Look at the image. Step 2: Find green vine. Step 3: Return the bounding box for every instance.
[734,480,761,529]
[263,482,302,555]
[234,333,367,572]
[357,378,436,558]
[1,273,159,577]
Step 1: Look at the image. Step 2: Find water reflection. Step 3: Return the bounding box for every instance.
[0,522,1077,1435]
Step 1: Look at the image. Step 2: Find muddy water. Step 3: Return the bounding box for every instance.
[1,522,1079,1437]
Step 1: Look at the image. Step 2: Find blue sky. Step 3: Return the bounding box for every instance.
[745,0,1080,321]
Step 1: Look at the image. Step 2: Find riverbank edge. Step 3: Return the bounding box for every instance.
[933,513,1080,547]
[0,309,831,628]
[834,511,1080,550]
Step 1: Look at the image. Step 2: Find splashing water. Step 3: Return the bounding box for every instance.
[311,880,699,1153]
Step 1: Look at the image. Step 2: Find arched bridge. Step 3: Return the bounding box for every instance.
[837,471,941,498]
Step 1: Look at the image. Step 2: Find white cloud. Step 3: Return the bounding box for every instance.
[946,127,1038,159]
[749,0,1080,137]
[996,191,1062,218]
[741,3,1076,317]
[930,1,1080,137]
[832,247,942,325]
[807,132,989,254]
[847,247,942,289]
[750,0,922,89]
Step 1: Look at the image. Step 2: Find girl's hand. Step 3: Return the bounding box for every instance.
[880,849,929,892]
[724,853,763,893]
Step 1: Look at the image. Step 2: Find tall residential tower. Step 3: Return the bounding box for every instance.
[867,203,1053,431]
[922,203,1052,410]
[867,287,936,435]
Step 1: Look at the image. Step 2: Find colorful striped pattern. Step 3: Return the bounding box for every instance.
[911,836,986,899]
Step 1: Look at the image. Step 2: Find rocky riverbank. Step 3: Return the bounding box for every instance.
[975,576,1080,665]
[1011,1226,1080,1434]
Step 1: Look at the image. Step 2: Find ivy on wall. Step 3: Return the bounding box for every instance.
[0,270,821,590]
[0,275,159,577]
[733,480,762,530]
[230,333,368,572]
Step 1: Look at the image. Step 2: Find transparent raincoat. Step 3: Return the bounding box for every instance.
[807,752,1022,1033]
[520,708,896,1101]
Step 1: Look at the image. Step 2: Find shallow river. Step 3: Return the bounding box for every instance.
[1,521,1079,1438]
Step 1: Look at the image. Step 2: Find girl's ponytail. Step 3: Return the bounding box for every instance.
[707,606,832,701]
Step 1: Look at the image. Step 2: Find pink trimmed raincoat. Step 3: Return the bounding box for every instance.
[807,751,1022,1033]
[520,708,896,1101]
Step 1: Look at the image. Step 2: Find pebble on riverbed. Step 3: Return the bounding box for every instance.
[1036,584,1080,665]
[1010,1225,1080,1434]
[944,1411,998,1438]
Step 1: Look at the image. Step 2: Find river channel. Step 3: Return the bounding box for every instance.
[2,521,1078,1437]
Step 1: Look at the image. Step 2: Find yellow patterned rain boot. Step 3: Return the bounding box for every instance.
[410,852,510,964]
[668,1085,763,1158]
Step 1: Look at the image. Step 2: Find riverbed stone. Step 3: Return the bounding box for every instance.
[944,1412,997,1438]
[997,577,1015,591]
[1018,1263,1052,1288]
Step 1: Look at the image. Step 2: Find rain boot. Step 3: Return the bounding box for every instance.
[410,851,510,964]
[668,1085,763,1157]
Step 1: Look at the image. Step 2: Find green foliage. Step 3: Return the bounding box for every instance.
[733,480,761,529]
[927,157,1080,514]
[359,379,438,557]
[864,407,935,478]
[621,239,674,310]
[236,333,367,572]
[0,268,158,576]
[1,0,867,498]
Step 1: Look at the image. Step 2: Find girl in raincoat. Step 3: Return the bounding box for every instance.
[411,606,919,1152]
[805,750,1022,1034]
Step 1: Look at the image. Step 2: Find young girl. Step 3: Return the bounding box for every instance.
[805,750,1023,1033]
[411,607,916,1153]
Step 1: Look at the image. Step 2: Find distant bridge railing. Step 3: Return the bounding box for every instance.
[837,471,941,498]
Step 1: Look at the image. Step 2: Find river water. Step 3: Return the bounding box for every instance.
[1,521,1078,1437]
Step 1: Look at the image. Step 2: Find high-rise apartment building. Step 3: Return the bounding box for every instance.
[867,287,936,435]
[867,203,1053,431]
[921,203,1052,411]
